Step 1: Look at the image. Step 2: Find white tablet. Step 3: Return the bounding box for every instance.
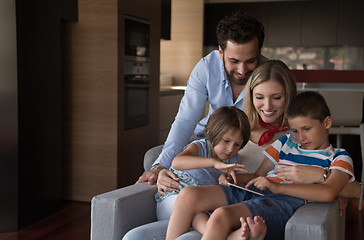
[227,183,265,196]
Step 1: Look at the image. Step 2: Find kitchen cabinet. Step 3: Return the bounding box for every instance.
[204,0,364,48]
[300,0,338,46]
[337,0,364,45]
[66,0,161,201]
[266,2,302,47]
[159,90,184,143]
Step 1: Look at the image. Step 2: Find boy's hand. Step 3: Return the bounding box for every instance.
[274,165,324,184]
[246,176,279,193]
[336,196,348,216]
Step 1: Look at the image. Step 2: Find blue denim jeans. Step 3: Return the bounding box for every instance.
[220,184,305,240]
[122,220,202,240]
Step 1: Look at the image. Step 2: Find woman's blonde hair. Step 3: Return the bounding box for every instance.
[243,60,297,130]
[205,106,251,149]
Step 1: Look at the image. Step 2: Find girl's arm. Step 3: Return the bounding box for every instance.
[172,143,215,170]
[247,169,350,202]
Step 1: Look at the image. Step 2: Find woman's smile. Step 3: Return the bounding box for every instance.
[253,79,286,126]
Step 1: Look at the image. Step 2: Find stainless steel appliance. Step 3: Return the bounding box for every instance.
[124,16,150,130]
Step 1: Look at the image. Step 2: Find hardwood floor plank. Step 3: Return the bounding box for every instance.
[0,201,90,240]
[345,198,364,240]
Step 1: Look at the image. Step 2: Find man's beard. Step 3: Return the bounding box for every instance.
[223,58,251,86]
[224,65,250,86]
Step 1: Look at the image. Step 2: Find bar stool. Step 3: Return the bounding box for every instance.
[320,90,364,211]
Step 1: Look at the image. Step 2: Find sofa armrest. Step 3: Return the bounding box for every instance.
[91,182,158,240]
[285,200,345,240]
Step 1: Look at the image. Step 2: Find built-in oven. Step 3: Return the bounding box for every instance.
[124,15,150,130]
[124,71,149,130]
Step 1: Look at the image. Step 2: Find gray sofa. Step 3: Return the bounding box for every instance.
[91,147,346,240]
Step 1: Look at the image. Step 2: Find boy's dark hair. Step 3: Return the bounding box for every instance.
[287,91,331,122]
[205,106,251,149]
[216,10,265,51]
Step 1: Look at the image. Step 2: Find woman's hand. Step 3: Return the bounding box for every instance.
[156,169,181,195]
[214,162,247,184]
[274,165,325,184]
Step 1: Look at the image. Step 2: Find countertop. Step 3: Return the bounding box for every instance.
[160,86,186,96]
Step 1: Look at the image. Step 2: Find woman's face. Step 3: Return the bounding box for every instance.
[252,79,286,126]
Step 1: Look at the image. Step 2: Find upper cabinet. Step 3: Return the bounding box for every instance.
[204,0,364,47]
[337,0,364,45]
[266,2,302,47]
[301,0,338,46]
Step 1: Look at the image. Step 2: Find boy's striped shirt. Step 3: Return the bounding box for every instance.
[264,134,355,183]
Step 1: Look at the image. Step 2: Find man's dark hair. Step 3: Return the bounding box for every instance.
[216,10,265,51]
[287,91,331,122]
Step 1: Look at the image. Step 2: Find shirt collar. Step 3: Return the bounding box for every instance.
[221,62,229,89]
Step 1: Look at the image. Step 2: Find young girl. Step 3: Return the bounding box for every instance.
[155,106,251,221]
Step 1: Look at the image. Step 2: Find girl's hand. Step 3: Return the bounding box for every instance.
[219,172,232,185]
[214,162,247,184]
[246,176,279,193]
[214,162,247,172]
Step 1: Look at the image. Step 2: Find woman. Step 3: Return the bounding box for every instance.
[237,60,327,183]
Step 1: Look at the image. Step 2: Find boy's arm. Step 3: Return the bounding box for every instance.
[234,157,275,185]
[338,180,361,199]
[252,169,350,202]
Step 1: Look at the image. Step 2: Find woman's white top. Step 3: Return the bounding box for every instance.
[238,140,270,173]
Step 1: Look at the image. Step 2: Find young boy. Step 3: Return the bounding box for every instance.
[165,91,361,240]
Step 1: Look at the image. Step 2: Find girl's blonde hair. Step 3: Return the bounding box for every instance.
[244,60,297,130]
[205,106,251,149]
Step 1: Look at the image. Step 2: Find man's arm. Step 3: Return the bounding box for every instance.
[136,58,210,185]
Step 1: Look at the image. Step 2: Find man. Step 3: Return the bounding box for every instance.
[137,10,267,192]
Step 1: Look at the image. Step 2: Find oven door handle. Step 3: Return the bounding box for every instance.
[125,84,149,89]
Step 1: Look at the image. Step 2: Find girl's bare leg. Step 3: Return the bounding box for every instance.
[228,216,267,240]
[201,203,251,240]
[165,185,227,240]
[192,212,209,234]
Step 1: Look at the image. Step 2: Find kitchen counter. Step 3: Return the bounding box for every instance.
[160,86,186,96]
[297,82,364,92]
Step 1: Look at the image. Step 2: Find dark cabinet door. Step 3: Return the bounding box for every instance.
[337,0,364,45]
[301,0,339,46]
[266,2,302,47]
